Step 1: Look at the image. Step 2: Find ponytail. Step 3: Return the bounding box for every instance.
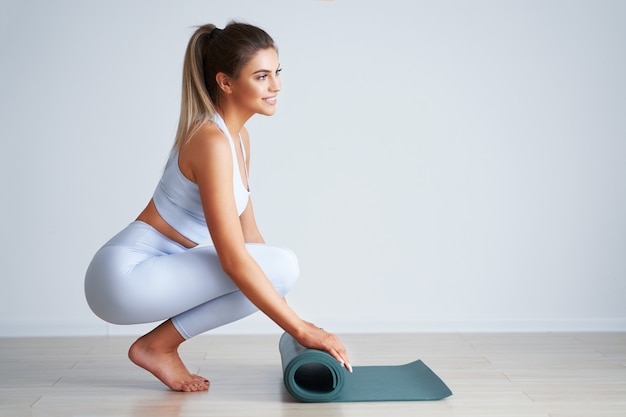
[173,24,217,149]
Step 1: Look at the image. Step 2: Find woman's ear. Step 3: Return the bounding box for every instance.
[216,72,233,94]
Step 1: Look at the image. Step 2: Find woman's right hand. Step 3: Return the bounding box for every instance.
[295,321,352,372]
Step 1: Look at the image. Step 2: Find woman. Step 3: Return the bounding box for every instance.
[85,22,351,392]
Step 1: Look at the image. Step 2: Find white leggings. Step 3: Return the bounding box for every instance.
[84,221,299,339]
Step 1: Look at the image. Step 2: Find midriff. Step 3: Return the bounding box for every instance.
[136,199,198,249]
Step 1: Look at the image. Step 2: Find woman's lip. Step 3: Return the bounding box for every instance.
[263,96,277,104]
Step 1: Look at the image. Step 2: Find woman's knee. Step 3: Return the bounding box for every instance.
[275,246,300,295]
[247,244,299,296]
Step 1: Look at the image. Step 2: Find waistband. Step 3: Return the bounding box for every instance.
[103,221,188,256]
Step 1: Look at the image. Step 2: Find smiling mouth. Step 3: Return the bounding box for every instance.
[263,96,277,104]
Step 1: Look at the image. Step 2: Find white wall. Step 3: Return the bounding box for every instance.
[1,0,625,337]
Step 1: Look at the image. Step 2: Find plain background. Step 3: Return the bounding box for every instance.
[1,0,625,337]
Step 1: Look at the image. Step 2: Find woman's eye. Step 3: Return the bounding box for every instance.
[256,69,281,81]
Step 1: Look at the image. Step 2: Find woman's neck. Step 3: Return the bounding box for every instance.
[215,103,253,138]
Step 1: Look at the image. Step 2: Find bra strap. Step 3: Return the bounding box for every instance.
[238,134,250,192]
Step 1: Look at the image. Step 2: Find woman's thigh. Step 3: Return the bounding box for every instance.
[85,223,298,325]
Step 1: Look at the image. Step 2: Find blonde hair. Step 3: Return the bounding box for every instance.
[173,22,276,149]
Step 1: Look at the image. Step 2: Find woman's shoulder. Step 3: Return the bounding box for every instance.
[184,121,230,153]
[178,122,232,181]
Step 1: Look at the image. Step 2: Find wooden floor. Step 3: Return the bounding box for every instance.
[1,332,625,417]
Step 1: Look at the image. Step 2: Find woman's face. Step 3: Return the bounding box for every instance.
[229,48,282,116]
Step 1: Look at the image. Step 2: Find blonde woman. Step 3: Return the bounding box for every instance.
[85,22,351,392]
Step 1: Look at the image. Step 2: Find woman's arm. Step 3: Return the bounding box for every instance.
[181,124,350,369]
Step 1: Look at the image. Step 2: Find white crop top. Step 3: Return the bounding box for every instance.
[152,113,250,244]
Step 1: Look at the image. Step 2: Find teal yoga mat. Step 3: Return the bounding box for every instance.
[279,332,453,403]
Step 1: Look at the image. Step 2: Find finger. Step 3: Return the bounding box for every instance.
[318,329,352,372]
[338,355,352,373]
[337,347,352,372]
[329,347,352,373]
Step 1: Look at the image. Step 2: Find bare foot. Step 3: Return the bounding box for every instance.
[129,336,209,392]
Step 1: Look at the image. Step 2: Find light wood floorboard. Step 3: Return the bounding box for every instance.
[0,332,625,416]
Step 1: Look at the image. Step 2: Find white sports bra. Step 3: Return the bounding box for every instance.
[152,113,250,244]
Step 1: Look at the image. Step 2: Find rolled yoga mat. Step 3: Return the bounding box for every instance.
[279,332,453,403]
